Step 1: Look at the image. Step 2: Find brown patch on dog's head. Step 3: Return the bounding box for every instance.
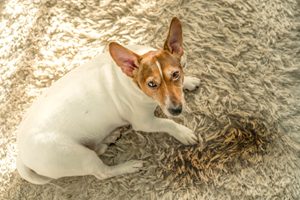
[109,17,185,116]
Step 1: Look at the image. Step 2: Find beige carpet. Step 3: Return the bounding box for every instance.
[1,0,300,199]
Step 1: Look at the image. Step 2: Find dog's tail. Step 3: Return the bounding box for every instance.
[17,156,52,185]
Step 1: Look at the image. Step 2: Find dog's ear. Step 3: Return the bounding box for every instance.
[109,42,140,77]
[164,17,183,57]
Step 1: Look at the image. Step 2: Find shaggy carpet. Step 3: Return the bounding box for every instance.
[1,0,299,199]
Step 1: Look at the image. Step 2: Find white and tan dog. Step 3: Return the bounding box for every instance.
[17,17,200,185]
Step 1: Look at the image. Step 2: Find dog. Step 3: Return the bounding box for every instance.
[16,17,200,185]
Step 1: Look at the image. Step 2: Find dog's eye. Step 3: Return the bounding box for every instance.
[147,81,157,88]
[172,71,180,80]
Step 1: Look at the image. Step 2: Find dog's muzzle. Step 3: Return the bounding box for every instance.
[167,104,182,116]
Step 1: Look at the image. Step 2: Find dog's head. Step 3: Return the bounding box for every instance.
[109,17,185,117]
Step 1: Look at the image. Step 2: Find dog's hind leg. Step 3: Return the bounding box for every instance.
[28,140,143,180]
[17,156,52,185]
[73,147,144,180]
[93,159,144,180]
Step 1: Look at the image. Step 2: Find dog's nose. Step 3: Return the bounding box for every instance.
[168,104,182,116]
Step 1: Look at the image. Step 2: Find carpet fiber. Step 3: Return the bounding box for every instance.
[1,0,300,199]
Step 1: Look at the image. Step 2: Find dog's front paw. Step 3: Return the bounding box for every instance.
[175,125,198,145]
[183,76,200,91]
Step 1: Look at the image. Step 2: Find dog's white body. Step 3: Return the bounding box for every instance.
[17,45,200,184]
